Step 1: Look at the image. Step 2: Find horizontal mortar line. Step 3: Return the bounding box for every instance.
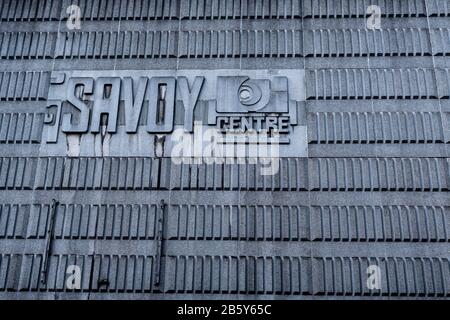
[0,239,158,256]
[1,191,450,206]
[0,292,436,300]
[3,152,450,158]
[308,146,450,157]
[0,60,443,71]
[1,239,448,258]
[164,241,450,258]
[2,156,450,158]
[0,56,442,61]
[4,149,450,157]
[0,18,441,25]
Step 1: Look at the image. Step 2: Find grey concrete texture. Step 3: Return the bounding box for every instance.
[0,0,449,299]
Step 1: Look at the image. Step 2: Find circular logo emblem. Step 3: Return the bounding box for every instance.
[238,80,263,111]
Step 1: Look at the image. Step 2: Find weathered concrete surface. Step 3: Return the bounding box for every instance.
[0,0,449,299]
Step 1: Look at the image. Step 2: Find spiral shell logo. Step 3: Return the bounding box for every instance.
[238,79,267,111]
[216,76,288,114]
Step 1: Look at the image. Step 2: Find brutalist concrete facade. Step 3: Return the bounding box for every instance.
[0,0,449,299]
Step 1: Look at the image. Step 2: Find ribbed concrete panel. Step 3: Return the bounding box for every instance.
[0,72,50,101]
[0,0,62,21]
[0,0,449,300]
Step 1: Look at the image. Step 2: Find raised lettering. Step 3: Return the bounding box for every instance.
[91,77,121,133]
[122,77,148,133]
[146,77,176,133]
[62,77,93,133]
[178,76,204,132]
